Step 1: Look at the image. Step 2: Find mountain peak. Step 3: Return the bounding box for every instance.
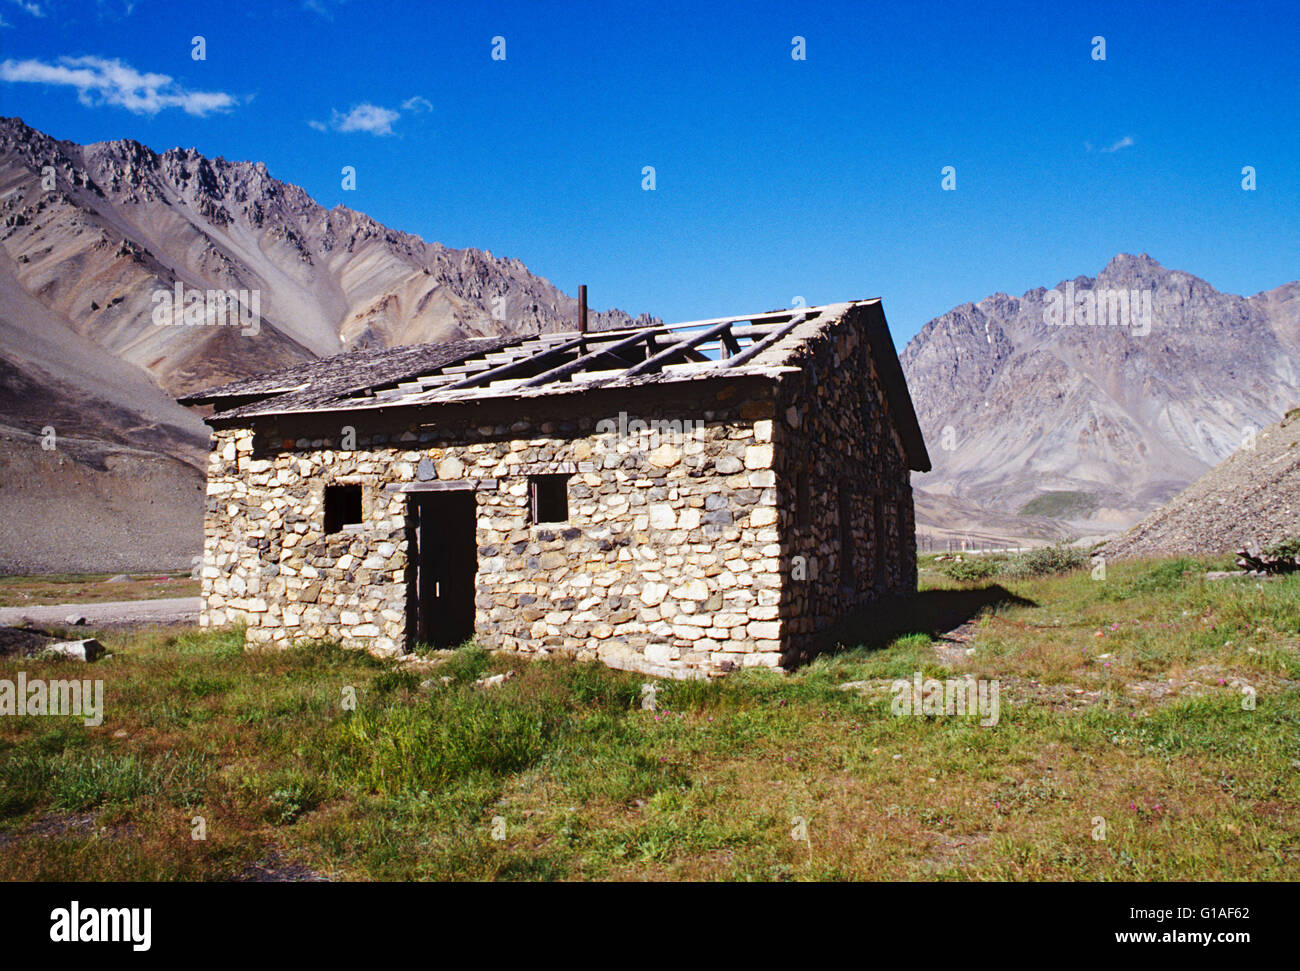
[899,255,1300,541]
[0,115,655,380]
[1102,252,1163,274]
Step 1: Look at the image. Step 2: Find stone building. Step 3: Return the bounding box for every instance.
[180,299,931,677]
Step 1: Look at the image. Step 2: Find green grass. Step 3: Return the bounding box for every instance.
[0,571,198,607]
[1018,490,1099,519]
[1,555,1297,881]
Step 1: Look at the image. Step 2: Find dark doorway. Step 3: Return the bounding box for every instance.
[407,491,477,647]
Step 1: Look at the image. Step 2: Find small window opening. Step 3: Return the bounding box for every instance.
[530,475,569,524]
[324,484,363,533]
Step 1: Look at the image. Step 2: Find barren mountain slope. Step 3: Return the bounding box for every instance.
[0,116,653,397]
[901,255,1300,538]
[0,239,209,573]
[1102,407,1300,558]
[0,117,651,571]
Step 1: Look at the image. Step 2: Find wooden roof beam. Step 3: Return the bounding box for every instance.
[518,328,664,388]
[721,313,807,368]
[432,334,592,393]
[617,319,736,379]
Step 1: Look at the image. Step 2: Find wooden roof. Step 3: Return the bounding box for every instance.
[181,300,931,471]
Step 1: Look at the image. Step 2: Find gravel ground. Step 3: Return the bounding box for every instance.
[1104,408,1300,558]
[0,597,200,629]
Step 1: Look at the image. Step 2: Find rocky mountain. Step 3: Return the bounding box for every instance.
[0,116,652,572]
[3,114,1296,570]
[1101,406,1300,558]
[901,254,1300,541]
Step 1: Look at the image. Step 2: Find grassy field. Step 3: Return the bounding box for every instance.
[0,572,198,608]
[1,554,1296,881]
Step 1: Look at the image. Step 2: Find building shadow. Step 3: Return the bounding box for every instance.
[795,584,1038,666]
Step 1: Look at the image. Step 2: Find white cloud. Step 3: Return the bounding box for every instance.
[1091,135,1135,154]
[0,54,237,115]
[303,0,354,20]
[95,1,139,21]
[9,1,45,18]
[309,96,430,135]
[331,103,400,135]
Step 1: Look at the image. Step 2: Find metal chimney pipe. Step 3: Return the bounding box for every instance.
[578,284,588,334]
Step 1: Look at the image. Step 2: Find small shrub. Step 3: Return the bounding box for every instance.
[1003,543,1087,578]
[437,645,492,684]
[266,775,325,825]
[1264,536,1300,560]
[941,557,1001,582]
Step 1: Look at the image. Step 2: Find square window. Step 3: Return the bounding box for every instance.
[324,484,363,533]
[529,475,569,524]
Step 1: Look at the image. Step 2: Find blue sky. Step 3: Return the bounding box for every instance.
[1,0,1296,346]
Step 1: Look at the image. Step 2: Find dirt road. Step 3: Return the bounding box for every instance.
[0,597,200,628]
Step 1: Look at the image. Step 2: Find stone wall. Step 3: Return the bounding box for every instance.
[200,381,789,676]
[771,303,917,662]
[198,310,920,676]
[200,426,411,655]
